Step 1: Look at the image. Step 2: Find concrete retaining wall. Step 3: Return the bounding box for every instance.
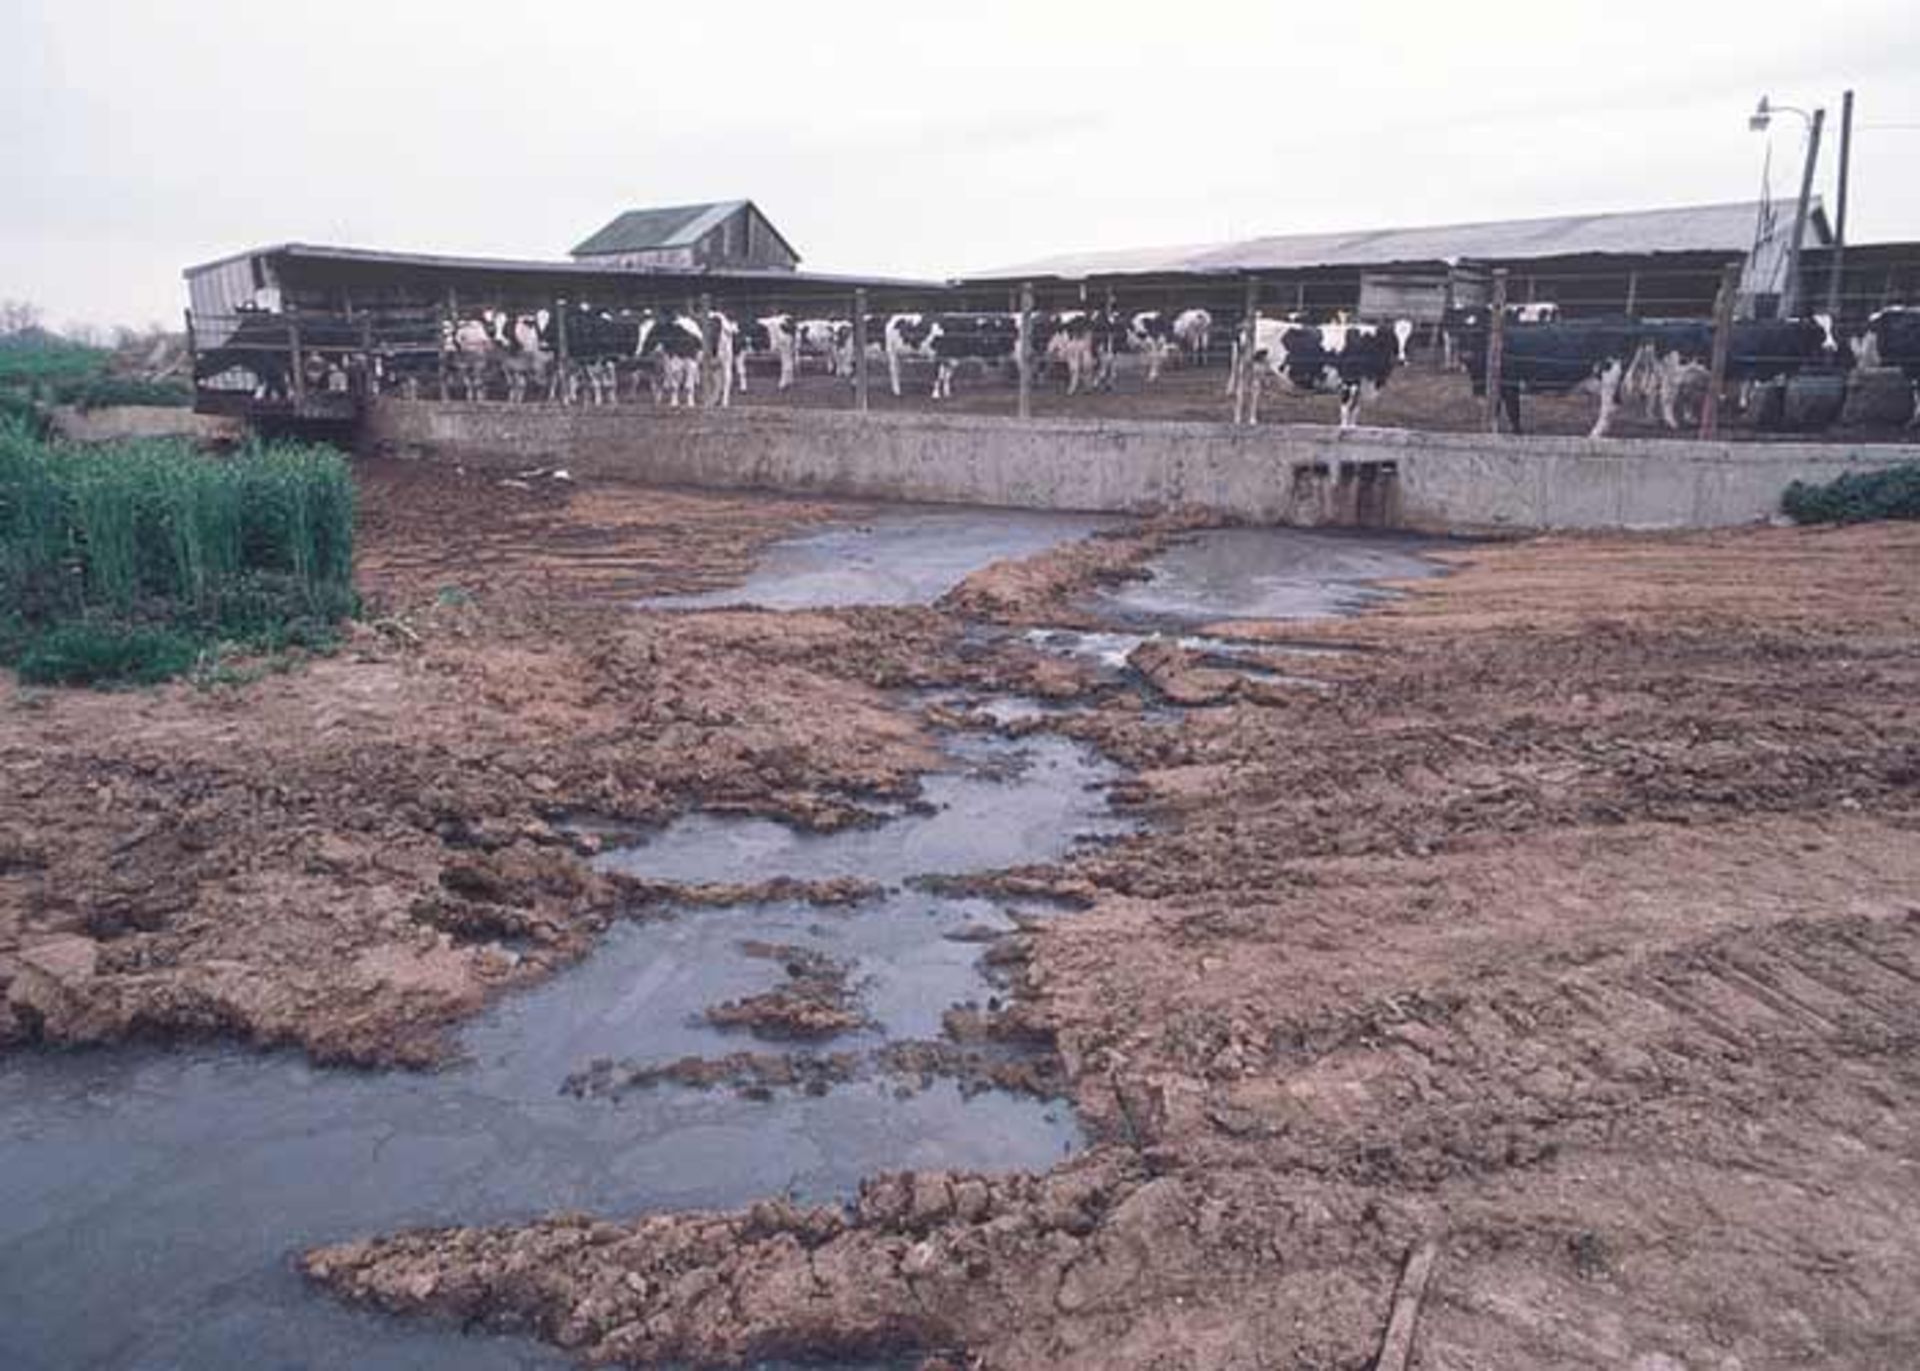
[51,405,244,445]
[364,400,1919,535]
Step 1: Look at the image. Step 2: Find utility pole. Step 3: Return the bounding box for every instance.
[1781,105,1825,318]
[1825,89,1855,320]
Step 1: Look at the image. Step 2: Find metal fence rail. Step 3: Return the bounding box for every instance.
[186,255,1920,441]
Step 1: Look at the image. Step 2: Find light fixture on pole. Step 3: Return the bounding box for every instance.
[1749,94,1825,317]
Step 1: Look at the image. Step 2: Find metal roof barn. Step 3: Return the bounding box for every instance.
[570,199,801,272]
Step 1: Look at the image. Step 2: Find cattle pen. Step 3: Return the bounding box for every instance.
[180,205,1920,534]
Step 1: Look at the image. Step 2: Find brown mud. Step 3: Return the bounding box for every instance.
[306,511,1920,1368]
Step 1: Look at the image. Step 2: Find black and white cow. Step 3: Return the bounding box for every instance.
[1123,311,1180,383]
[1037,310,1104,394]
[1173,308,1213,365]
[794,318,844,376]
[634,312,705,407]
[927,313,1023,399]
[493,310,553,403]
[558,303,645,404]
[441,313,498,401]
[1242,318,1410,427]
[1853,307,1920,427]
[831,314,890,381]
[736,314,799,391]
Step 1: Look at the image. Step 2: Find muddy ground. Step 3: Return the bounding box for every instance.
[0,461,1099,1065]
[8,461,1920,1368]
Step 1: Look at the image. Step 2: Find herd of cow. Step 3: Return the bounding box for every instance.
[1447,304,1920,435]
[197,296,1920,433]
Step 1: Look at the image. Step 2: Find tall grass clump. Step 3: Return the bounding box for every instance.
[0,420,356,685]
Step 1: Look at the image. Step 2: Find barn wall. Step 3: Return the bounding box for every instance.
[186,256,269,346]
[362,402,1918,534]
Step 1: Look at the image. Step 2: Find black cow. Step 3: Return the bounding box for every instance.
[1627,316,1842,430]
[557,303,644,404]
[1440,302,1559,369]
[1456,311,1842,435]
[1854,307,1920,427]
[1452,314,1647,436]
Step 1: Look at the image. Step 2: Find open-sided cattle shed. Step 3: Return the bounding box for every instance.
[185,243,945,340]
[182,242,951,418]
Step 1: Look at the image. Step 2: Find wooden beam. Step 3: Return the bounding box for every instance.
[1233,276,1261,425]
[288,315,306,403]
[1017,281,1035,420]
[853,288,870,413]
[1484,269,1508,434]
[1699,261,1740,440]
[1374,1240,1440,1371]
[697,291,713,407]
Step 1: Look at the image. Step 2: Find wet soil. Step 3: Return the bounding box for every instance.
[311,514,1920,1369]
[0,462,1120,1065]
[8,455,1920,1369]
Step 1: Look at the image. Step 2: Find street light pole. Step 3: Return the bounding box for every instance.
[1782,106,1825,318]
[1826,89,1855,320]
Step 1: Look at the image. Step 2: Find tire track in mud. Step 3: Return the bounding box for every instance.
[1180,912,1920,1189]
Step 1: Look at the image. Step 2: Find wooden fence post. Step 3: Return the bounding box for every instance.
[440,290,455,401]
[1483,269,1509,433]
[1234,276,1260,425]
[1017,281,1034,420]
[182,309,199,396]
[696,292,713,407]
[1699,261,1741,441]
[1624,269,1640,317]
[288,315,306,403]
[853,288,870,413]
[553,297,569,404]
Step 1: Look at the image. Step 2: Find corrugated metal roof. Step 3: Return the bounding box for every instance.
[971,199,1830,280]
[180,241,942,290]
[570,200,749,256]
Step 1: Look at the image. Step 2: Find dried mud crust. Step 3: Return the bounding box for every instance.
[307,522,1920,1369]
[0,460,1133,1066]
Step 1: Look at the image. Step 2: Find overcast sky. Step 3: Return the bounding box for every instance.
[5,0,1917,330]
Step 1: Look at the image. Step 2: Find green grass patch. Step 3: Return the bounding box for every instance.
[13,622,200,686]
[1781,462,1920,525]
[0,421,357,687]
